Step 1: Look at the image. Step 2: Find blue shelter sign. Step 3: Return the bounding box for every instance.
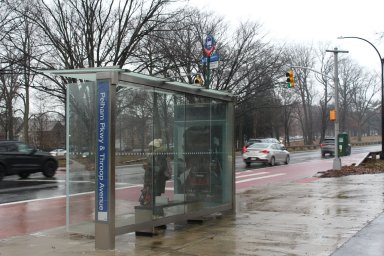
[96,80,110,222]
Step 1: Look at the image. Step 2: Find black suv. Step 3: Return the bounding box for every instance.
[0,141,58,180]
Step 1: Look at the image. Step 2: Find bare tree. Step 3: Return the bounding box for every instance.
[338,58,362,133]
[288,44,317,144]
[0,61,22,140]
[0,2,23,139]
[118,88,153,152]
[275,82,299,145]
[217,22,284,100]
[134,10,284,102]
[5,0,185,102]
[132,8,226,82]
[222,23,285,141]
[131,10,286,142]
[4,3,42,144]
[314,43,334,141]
[349,69,380,140]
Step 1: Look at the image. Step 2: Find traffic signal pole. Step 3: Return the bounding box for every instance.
[291,49,348,171]
[326,48,348,170]
[290,66,333,80]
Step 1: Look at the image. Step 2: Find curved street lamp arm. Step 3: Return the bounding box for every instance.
[338,36,383,61]
[339,35,384,159]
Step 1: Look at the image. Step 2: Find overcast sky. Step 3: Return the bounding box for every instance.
[189,0,384,73]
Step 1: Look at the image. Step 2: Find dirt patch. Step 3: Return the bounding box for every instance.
[317,158,384,178]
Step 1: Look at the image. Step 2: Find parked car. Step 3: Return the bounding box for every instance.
[0,140,58,180]
[243,142,290,167]
[49,148,66,157]
[320,137,351,157]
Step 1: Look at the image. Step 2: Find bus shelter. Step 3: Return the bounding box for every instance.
[49,67,235,250]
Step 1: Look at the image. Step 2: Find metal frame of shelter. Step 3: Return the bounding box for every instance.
[47,67,235,250]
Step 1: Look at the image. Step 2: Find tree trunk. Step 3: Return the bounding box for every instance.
[7,100,13,140]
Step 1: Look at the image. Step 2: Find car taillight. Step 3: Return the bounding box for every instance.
[242,146,248,153]
[260,150,269,154]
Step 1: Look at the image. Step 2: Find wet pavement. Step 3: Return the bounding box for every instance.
[1,156,384,255]
[331,213,384,256]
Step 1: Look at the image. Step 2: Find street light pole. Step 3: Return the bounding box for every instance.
[326,47,349,170]
[338,36,384,159]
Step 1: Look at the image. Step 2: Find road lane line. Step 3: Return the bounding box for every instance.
[0,185,144,207]
[236,172,269,178]
[236,173,286,183]
[1,172,285,206]
[0,195,67,206]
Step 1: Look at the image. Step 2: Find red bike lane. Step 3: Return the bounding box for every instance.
[235,159,326,191]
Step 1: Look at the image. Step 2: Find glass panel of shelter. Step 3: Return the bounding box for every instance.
[67,81,98,235]
[114,84,155,226]
[113,84,232,226]
[113,84,181,226]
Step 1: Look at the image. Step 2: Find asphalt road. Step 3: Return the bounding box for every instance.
[0,144,380,204]
[236,144,380,170]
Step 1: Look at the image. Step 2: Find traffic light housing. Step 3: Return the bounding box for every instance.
[194,74,204,86]
[285,70,295,88]
[330,110,336,121]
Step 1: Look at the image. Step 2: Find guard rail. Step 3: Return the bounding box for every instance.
[286,140,380,152]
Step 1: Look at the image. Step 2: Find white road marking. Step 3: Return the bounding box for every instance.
[0,172,286,206]
[236,172,269,178]
[236,173,286,183]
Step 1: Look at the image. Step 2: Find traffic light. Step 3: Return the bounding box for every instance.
[285,70,295,88]
[330,110,336,121]
[194,74,204,86]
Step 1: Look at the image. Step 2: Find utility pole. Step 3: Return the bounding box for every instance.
[326,47,348,170]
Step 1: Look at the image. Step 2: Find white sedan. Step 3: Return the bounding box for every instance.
[242,143,290,167]
[49,148,66,157]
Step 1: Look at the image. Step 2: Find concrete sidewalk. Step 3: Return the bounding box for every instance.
[1,155,384,255]
[332,213,384,256]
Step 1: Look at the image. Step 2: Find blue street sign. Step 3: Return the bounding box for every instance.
[204,35,216,56]
[96,79,109,222]
[204,35,215,51]
[201,53,220,64]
